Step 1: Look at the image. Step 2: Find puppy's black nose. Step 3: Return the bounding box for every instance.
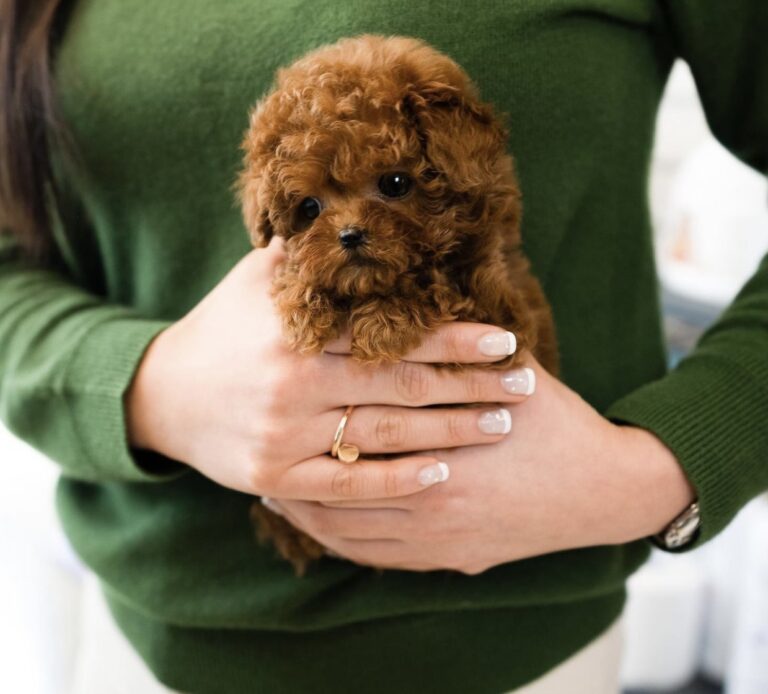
[339,226,367,250]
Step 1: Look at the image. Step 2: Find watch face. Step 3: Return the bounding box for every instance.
[657,502,701,550]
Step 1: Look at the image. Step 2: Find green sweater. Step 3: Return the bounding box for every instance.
[1,1,767,692]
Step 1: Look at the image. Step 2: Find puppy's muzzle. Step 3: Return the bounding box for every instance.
[339,226,367,250]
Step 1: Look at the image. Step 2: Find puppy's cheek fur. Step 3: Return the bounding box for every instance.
[348,297,433,364]
[273,270,342,353]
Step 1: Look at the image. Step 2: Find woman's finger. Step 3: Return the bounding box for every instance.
[261,500,430,568]
[296,404,511,458]
[271,453,450,501]
[269,499,411,540]
[241,235,286,278]
[323,537,435,571]
[323,322,517,364]
[323,355,536,408]
[318,497,417,509]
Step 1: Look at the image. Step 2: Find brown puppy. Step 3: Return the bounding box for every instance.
[238,34,558,575]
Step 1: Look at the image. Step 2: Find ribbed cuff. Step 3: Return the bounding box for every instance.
[605,348,768,551]
[62,316,187,482]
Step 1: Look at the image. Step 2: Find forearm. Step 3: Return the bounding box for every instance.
[0,235,179,482]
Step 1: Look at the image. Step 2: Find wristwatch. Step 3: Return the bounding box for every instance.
[651,501,701,550]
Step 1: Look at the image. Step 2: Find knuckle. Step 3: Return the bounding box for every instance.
[374,411,409,449]
[331,466,360,498]
[260,372,291,416]
[445,411,468,445]
[462,373,486,403]
[258,418,290,450]
[460,564,485,576]
[261,327,286,357]
[246,458,272,494]
[428,484,462,514]
[440,328,465,363]
[307,507,333,535]
[427,490,451,514]
[393,361,430,404]
[381,468,401,497]
[260,357,316,415]
[247,439,267,469]
[293,354,323,385]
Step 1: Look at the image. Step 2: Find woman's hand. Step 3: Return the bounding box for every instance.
[268,355,697,573]
[125,238,535,502]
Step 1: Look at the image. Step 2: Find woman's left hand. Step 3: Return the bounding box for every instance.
[266,355,697,573]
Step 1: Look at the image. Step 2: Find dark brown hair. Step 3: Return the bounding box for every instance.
[0,0,65,258]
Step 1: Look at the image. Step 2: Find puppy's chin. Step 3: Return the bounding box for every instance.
[327,261,401,298]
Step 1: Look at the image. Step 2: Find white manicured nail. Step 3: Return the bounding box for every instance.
[478,408,512,434]
[501,367,536,395]
[418,462,450,486]
[478,331,517,357]
[261,496,284,516]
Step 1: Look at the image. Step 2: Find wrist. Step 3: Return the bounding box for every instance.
[125,324,177,452]
[613,425,697,543]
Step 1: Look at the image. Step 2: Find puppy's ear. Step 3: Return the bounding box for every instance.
[245,202,275,249]
[237,169,274,248]
[399,81,507,191]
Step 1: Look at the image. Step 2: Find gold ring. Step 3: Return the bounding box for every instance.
[331,405,360,463]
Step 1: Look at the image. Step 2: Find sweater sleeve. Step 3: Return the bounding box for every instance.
[605,0,768,549]
[0,232,183,483]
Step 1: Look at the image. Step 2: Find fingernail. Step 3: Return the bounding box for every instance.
[418,462,450,486]
[478,331,517,357]
[261,496,284,516]
[478,408,512,434]
[501,367,536,395]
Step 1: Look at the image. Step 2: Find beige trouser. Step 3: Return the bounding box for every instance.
[71,575,623,694]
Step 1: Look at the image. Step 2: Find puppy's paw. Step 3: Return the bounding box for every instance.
[274,282,342,355]
[349,300,427,364]
[250,501,327,577]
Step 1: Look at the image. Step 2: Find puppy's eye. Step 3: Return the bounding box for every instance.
[297,197,322,222]
[378,172,412,199]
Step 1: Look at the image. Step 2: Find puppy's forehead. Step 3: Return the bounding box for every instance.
[273,117,421,188]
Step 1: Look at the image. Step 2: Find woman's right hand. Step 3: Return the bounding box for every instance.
[126,237,533,500]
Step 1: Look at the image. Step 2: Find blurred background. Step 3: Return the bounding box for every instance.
[1,60,767,694]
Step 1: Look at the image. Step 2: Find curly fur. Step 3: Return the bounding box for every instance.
[238,35,558,575]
